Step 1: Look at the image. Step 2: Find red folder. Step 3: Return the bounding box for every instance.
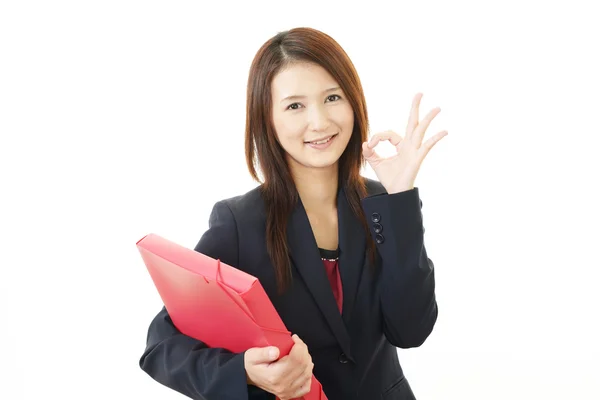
[136,233,328,400]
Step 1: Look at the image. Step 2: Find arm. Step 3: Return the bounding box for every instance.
[139,201,250,400]
[361,187,438,348]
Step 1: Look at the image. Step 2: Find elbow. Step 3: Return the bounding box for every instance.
[385,299,438,349]
[138,345,163,382]
[138,345,194,396]
[139,342,178,387]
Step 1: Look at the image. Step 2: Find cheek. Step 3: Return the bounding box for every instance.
[274,129,303,155]
[332,101,351,118]
[338,106,355,134]
[277,120,304,143]
[273,115,291,136]
[277,131,300,147]
[346,106,355,124]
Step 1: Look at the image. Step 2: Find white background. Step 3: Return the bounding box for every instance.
[1,1,599,399]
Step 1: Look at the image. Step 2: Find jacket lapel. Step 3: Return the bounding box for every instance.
[287,194,354,361]
[336,184,366,326]
[287,183,365,362]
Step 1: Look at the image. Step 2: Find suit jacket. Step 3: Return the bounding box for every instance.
[139,177,438,400]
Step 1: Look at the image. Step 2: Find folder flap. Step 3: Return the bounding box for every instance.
[241,279,288,332]
[216,279,256,323]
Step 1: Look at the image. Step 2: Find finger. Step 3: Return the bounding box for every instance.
[288,337,312,372]
[279,341,308,373]
[269,354,293,378]
[413,107,441,146]
[290,336,308,357]
[271,355,307,395]
[291,376,312,399]
[368,130,403,148]
[289,365,313,398]
[246,346,279,365]
[419,130,448,157]
[406,93,423,138]
[279,364,307,395]
[362,141,382,162]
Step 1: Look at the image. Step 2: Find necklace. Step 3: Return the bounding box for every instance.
[321,257,339,261]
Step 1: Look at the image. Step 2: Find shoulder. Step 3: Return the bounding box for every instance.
[216,184,264,213]
[211,184,266,226]
[195,185,265,264]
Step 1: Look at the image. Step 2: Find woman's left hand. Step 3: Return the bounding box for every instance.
[362,93,448,194]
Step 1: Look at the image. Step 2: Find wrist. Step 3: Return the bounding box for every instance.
[388,185,414,194]
[245,367,255,386]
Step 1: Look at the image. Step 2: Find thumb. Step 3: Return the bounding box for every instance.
[247,346,279,364]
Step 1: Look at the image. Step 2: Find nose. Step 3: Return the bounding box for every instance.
[307,104,331,132]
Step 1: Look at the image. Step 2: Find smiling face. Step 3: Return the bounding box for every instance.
[271,62,355,174]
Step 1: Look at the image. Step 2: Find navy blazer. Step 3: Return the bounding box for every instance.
[139,178,438,400]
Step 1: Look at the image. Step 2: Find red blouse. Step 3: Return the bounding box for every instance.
[319,248,343,313]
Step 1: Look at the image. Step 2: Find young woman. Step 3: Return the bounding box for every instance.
[139,27,447,400]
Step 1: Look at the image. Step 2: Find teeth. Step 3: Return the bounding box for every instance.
[311,136,333,145]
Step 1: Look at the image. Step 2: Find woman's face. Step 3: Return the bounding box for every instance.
[271,62,354,172]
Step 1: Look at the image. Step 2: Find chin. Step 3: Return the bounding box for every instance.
[303,154,342,169]
[309,161,339,169]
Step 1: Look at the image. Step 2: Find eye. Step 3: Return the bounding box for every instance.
[285,95,342,111]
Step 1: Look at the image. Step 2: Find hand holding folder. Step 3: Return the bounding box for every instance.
[136,233,328,400]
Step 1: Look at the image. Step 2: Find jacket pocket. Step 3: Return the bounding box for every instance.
[381,375,416,400]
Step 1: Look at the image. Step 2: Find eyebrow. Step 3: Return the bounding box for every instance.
[280,87,341,103]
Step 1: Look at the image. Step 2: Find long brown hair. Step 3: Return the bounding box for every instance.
[244,27,377,295]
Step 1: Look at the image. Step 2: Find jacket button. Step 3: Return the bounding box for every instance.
[373,223,383,234]
[371,212,381,223]
[375,234,385,244]
[338,353,349,364]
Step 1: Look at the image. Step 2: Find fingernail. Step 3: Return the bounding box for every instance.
[269,348,278,358]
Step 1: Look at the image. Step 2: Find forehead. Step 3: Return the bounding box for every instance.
[271,62,338,97]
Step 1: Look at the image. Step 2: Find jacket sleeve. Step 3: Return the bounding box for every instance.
[139,200,251,400]
[361,187,438,348]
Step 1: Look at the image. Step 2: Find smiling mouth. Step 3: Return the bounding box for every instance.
[304,134,338,145]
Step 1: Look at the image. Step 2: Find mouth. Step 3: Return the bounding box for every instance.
[304,133,338,145]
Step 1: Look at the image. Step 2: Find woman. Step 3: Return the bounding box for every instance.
[139,27,447,400]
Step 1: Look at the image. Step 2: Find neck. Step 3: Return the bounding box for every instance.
[290,163,339,212]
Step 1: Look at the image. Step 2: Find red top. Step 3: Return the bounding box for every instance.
[320,248,343,313]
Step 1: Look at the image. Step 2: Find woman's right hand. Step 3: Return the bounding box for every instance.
[244,334,314,400]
